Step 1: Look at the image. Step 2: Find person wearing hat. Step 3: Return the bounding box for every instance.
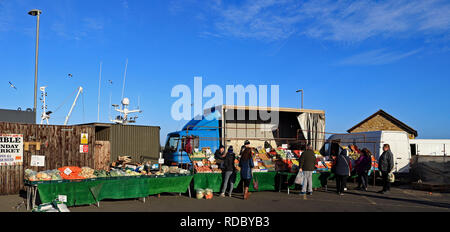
[334,145,352,196]
[239,140,251,157]
[220,146,237,197]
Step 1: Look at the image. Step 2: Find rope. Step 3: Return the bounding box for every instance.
[53,88,78,113]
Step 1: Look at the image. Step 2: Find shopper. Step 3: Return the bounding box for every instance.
[335,146,352,196]
[239,140,251,157]
[355,148,372,191]
[298,144,317,196]
[220,146,237,197]
[214,145,226,168]
[239,142,254,200]
[378,144,394,194]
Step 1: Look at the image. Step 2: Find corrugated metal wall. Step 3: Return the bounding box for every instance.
[95,126,110,141]
[0,109,36,124]
[110,125,160,163]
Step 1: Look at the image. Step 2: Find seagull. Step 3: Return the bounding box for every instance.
[8,81,17,90]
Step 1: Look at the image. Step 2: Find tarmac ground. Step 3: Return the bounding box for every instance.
[1,181,449,212]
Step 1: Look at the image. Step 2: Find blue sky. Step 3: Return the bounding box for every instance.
[1,0,450,143]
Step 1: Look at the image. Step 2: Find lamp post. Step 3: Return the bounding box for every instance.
[28,9,42,119]
[296,89,304,109]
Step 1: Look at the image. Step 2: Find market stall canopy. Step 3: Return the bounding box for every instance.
[297,113,326,151]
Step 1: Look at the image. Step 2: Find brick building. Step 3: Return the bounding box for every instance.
[348,109,418,139]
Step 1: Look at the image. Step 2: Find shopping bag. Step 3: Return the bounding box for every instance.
[253,178,259,191]
[295,171,304,185]
[389,172,395,183]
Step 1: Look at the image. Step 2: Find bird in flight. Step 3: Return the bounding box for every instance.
[68,74,73,78]
[8,81,17,90]
[108,80,113,85]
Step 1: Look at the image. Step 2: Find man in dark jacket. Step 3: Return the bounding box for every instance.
[378,144,394,194]
[299,144,317,195]
[220,146,237,197]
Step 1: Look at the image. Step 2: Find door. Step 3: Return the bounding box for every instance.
[381,132,411,173]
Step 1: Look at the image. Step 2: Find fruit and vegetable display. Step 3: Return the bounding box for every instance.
[79,167,96,179]
[25,164,191,182]
[25,169,62,181]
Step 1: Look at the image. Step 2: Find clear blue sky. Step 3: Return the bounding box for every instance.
[1,0,450,144]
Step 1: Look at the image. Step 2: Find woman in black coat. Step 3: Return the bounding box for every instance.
[334,148,352,196]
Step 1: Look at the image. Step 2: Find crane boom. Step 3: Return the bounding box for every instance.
[64,87,83,125]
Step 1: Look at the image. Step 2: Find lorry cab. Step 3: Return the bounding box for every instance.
[163,110,221,165]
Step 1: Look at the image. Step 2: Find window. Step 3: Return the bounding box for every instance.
[165,135,180,153]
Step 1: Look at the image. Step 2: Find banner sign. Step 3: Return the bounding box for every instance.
[0,134,23,166]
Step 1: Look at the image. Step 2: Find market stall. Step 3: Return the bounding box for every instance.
[24,163,193,209]
[190,146,331,193]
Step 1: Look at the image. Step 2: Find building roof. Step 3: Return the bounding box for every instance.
[74,122,160,128]
[216,105,325,115]
[347,109,418,137]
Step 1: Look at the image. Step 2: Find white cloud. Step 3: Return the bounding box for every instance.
[0,0,13,32]
[336,49,422,66]
[203,0,450,43]
[50,17,103,41]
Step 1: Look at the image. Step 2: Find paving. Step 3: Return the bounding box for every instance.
[1,182,449,212]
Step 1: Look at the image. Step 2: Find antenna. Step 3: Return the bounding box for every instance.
[110,97,142,125]
[138,95,140,109]
[97,61,102,122]
[121,58,128,100]
[39,86,50,125]
[109,92,112,121]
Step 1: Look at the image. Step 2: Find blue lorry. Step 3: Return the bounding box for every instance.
[163,105,326,165]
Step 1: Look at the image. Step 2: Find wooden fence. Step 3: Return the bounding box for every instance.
[0,122,95,195]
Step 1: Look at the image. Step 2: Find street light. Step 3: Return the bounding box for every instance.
[296,89,304,109]
[28,9,42,121]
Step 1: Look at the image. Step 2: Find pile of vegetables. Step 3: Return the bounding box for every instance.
[58,166,84,180]
[109,169,127,177]
[196,189,205,199]
[79,167,96,179]
[25,169,62,181]
[94,170,108,178]
[204,189,213,200]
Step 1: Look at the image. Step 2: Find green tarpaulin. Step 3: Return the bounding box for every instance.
[37,175,193,207]
[193,172,332,192]
[278,172,334,189]
[193,172,278,192]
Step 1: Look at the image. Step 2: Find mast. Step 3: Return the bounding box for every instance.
[64,86,83,125]
[97,62,102,122]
